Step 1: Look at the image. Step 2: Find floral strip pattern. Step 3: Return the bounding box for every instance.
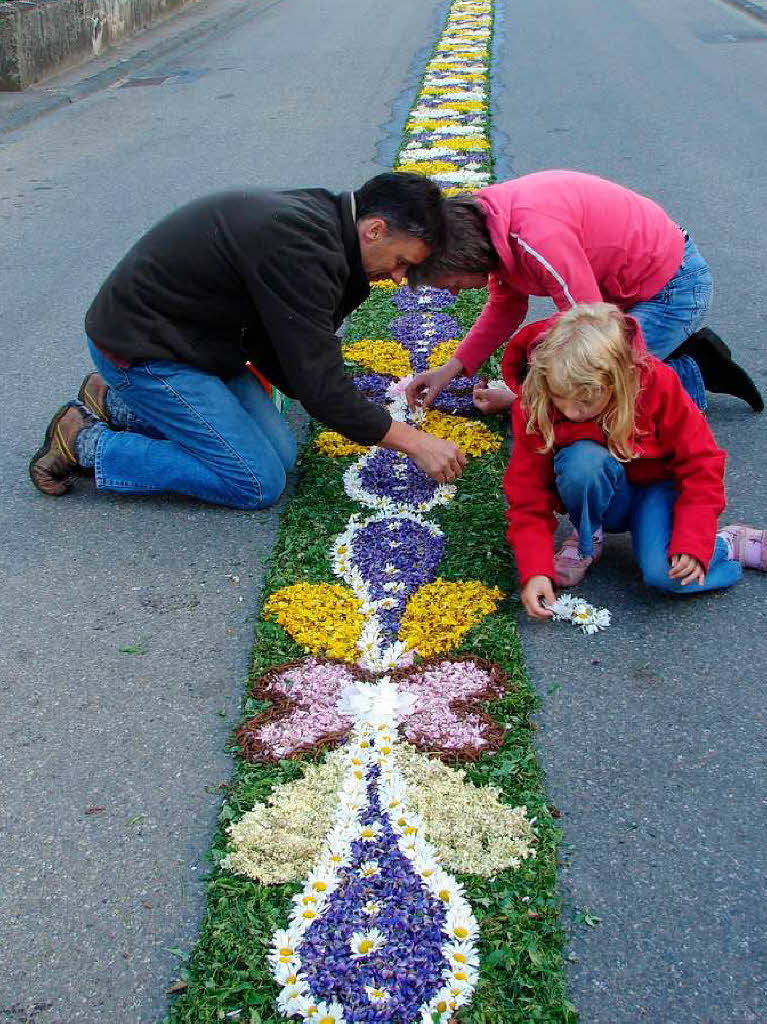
[265,680,483,1024]
[236,656,511,765]
[222,2,548,1022]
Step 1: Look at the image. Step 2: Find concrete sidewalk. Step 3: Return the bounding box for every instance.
[0,0,195,91]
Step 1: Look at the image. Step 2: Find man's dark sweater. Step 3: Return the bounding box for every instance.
[85,189,392,445]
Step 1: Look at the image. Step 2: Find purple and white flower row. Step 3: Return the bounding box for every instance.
[268,680,480,1024]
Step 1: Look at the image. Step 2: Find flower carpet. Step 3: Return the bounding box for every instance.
[166,2,573,1021]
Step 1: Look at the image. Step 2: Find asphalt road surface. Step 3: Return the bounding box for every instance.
[1,0,765,1021]
[495,0,767,1021]
[0,0,446,1021]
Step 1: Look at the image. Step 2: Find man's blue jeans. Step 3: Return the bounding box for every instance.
[628,235,713,410]
[553,441,741,595]
[88,340,297,509]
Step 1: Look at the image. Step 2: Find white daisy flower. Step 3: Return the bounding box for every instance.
[358,859,381,878]
[365,984,391,1005]
[312,1001,346,1024]
[358,821,382,841]
[444,940,481,970]
[276,979,309,1016]
[362,899,382,916]
[445,905,480,942]
[350,928,386,958]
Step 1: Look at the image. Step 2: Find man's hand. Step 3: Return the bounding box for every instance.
[473,377,516,415]
[379,419,466,482]
[669,553,706,586]
[405,357,464,410]
[408,431,466,483]
[521,576,556,619]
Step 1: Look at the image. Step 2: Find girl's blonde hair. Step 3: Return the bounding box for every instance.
[523,303,645,461]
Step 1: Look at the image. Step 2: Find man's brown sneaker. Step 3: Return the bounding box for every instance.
[29,402,96,496]
[78,371,110,422]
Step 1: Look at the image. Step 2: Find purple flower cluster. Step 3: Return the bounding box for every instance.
[299,766,446,1022]
[357,449,438,508]
[349,517,444,639]
[353,373,394,405]
[389,313,460,373]
[389,286,455,313]
[432,375,483,416]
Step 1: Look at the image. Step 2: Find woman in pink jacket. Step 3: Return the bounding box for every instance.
[406,170,762,415]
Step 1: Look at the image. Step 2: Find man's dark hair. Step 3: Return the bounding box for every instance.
[407,196,498,287]
[355,172,445,248]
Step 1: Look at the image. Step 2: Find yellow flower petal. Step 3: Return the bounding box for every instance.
[263,583,365,661]
[399,579,504,657]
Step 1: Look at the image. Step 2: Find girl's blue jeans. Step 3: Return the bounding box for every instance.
[553,440,741,595]
[88,339,297,509]
[628,235,713,410]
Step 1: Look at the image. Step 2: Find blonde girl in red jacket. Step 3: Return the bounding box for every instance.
[503,303,766,620]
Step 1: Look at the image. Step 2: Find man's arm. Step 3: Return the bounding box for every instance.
[249,242,466,480]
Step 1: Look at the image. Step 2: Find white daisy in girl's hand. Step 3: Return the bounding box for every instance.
[349,928,386,958]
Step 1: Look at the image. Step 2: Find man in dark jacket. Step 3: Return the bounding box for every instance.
[30,173,466,507]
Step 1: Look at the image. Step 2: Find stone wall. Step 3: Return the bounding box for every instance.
[0,0,190,91]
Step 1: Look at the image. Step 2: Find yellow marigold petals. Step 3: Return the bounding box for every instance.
[399,579,504,657]
[396,160,459,176]
[263,583,364,661]
[422,409,502,456]
[406,119,463,131]
[441,137,489,150]
[428,340,461,369]
[425,101,486,112]
[314,432,370,457]
[343,338,412,377]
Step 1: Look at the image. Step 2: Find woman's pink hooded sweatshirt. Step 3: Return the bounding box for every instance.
[453,170,686,375]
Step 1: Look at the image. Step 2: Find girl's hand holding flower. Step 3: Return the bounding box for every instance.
[521,575,556,619]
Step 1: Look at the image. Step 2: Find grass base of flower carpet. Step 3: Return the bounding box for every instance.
[164,432,575,1023]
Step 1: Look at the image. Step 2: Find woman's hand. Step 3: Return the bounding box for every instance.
[405,357,464,410]
[521,576,556,619]
[669,553,706,586]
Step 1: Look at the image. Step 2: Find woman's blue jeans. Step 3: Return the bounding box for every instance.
[553,441,741,595]
[88,340,297,509]
[628,235,713,410]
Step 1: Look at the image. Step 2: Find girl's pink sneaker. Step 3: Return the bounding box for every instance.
[553,528,604,587]
[718,524,767,571]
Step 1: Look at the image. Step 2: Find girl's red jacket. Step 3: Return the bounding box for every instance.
[501,316,727,585]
